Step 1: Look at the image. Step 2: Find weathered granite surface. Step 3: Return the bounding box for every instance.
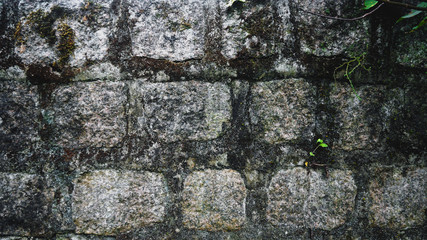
[182,169,247,231]
[267,168,357,230]
[46,81,127,148]
[368,167,426,229]
[129,80,231,142]
[250,79,315,144]
[0,0,426,239]
[0,173,52,236]
[72,170,168,235]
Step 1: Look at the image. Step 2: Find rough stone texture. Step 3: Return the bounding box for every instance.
[15,0,116,67]
[182,169,247,231]
[47,81,127,148]
[330,84,387,151]
[368,167,427,229]
[267,168,356,230]
[0,0,426,238]
[72,170,168,235]
[128,0,208,61]
[221,2,286,60]
[295,0,369,57]
[250,79,315,144]
[129,80,231,142]
[0,80,40,152]
[0,173,52,236]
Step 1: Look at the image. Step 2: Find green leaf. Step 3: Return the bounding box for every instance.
[317,139,323,143]
[319,143,329,148]
[309,152,315,157]
[410,16,427,32]
[397,2,427,23]
[363,0,378,10]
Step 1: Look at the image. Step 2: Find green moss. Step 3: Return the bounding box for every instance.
[14,21,24,44]
[26,9,57,45]
[56,22,76,66]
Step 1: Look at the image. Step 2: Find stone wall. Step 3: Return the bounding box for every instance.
[0,0,426,239]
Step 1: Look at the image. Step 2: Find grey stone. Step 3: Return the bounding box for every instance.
[72,62,121,81]
[55,234,115,240]
[267,168,356,230]
[129,80,231,142]
[249,79,315,144]
[295,0,369,57]
[128,0,208,61]
[15,0,116,67]
[368,167,427,229]
[330,84,386,151]
[0,173,52,236]
[48,81,127,148]
[0,80,40,152]
[222,2,287,60]
[72,169,168,235]
[182,169,247,231]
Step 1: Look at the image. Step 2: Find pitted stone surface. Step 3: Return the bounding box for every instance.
[48,81,127,148]
[129,80,231,142]
[182,169,247,231]
[72,170,168,235]
[267,168,356,230]
[266,168,309,228]
[330,84,386,151]
[295,0,369,57]
[128,0,209,61]
[0,173,51,236]
[15,0,116,67]
[368,168,427,229]
[250,79,315,144]
[0,80,40,152]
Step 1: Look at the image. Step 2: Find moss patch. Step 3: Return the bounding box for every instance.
[25,7,67,46]
[56,22,76,66]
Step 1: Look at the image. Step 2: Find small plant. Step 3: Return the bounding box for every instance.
[305,139,330,177]
[333,50,370,101]
[309,138,328,157]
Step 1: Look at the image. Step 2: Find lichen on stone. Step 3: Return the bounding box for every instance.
[56,22,76,66]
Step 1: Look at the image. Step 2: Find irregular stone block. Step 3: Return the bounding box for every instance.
[0,173,52,236]
[15,0,116,67]
[267,168,356,230]
[330,84,386,151]
[0,80,40,152]
[249,79,315,144]
[128,0,208,61]
[129,80,231,142]
[182,169,247,231]
[222,2,289,60]
[72,170,168,235]
[368,168,426,229]
[295,0,369,57]
[48,81,127,148]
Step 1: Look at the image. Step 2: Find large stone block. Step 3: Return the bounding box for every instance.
[249,79,315,144]
[330,84,386,151]
[267,168,356,230]
[222,1,289,60]
[15,0,116,67]
[128,0,209,61]
[0,80,40,152]
[72,170,168,235]
[368,168,426,229]
[129,80,231,142]
[0,173,52,236]
[47,81,127,148]
[295,0,369,57]
[182,169,247,231]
